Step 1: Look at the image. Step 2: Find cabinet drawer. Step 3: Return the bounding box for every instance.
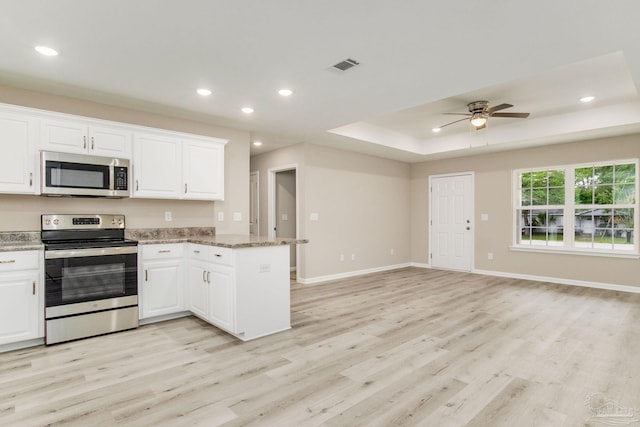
[188,244,212,262]
[210,246,233,266]
[0,250,40,272]
[142,244,184,260]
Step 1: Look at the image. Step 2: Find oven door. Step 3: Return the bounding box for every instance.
[44,246,138,311]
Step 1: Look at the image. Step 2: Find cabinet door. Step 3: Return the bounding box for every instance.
[208,265,234,332]
[133,132,182,198]
[183,139,225,200]
[89,126,132,158]
[41,118,88,154]
[141,259,183,319]
[188,262,209,319]
[0,111,38,194]
[0,272,39,345]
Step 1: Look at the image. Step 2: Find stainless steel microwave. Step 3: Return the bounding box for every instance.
[40,151,130,198]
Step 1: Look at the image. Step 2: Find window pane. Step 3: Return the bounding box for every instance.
[532,171,547,188]
[548,170,565,187]
[575,166,594,186]
[614,184,635,204]
[615,163,635,184]
[595,165,614,185]
[575,186,593,204]
[548,187,564,205]
[518,210,532,245]
[614,208,634,250]
[521,188,531,206]
[575,209,594,247]
[532,189,547,205]
[594,185,613,204]
[520,172,532,188]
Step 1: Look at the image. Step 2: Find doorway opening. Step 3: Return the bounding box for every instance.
[249,171,259,236]
[268,165,299,279]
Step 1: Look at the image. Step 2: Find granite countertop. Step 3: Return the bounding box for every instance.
[127,228,308,248]
[0,232,43,252]
[0,228,308,252]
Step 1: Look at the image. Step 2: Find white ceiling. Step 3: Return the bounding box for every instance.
[1,1,639,163]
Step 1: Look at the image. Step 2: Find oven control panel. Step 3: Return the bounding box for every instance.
[42,214,126,230]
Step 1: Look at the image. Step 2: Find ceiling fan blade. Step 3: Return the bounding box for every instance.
[437,117,470,128]
[491,112,530,118]
[486,103,513,114]
[442,112,472,116]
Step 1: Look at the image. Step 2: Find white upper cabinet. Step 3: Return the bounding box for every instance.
[133,133,226,201]
[183,138,225,200]
[40,118,132,158]
[0,110,38,195]
[132,132,182,198]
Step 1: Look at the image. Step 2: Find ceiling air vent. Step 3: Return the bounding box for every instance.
[332,58,360,71]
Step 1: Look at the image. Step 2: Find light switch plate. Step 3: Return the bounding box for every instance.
[481,213,489,221]
[310,213,319,221]
[217,212,224,221]
[233,212,242,221]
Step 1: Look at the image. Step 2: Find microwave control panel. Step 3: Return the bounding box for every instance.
[114,167,128,190]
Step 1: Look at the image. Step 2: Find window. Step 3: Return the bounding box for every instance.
[514,160,638,255]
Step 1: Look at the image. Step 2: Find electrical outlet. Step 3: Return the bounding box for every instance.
[351,253,356,261]
[488,252,493,260]
[340,254,344,262]
[164,211,172,222]
[390,248,395,255]
[233,212,242,221]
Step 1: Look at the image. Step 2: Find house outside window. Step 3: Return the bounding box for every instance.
[514,159,638,256]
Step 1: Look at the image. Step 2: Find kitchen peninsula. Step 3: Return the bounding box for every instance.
[130,227,308,341]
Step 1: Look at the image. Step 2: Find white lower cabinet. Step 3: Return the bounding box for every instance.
[0,251,43,346]
[139,244,184,319]
[141,242,291,341]
[208,264,234,332]
[188,259,210,319]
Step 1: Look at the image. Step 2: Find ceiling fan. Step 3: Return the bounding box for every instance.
[437,101,530,131]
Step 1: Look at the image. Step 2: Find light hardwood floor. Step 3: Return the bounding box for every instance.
[1,267,640,426]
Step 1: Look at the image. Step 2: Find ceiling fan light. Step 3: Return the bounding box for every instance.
[470,113,487,127]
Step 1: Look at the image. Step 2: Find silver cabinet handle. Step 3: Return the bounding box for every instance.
[145,270,148,281]
[0,259,16,264]
[83,136,87,149]
[207,271,211,283]
[202,270,206,282]
[214,254,222,258]
[29,172,33,187]
[136,180,139,191]
[193,250,200,254]
[184,183,188,193]
[32,281,36,295]
[158,250,171,253]
[91,136,94,150]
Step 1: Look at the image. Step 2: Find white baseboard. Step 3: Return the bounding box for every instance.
[298,263,411,285]
[472,268,640,294]
[297,262,640,294]
[409,262,430,269]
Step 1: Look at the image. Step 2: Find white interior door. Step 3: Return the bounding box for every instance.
[430,173,474,271]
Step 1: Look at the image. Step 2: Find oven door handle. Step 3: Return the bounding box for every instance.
[45,246,138,259]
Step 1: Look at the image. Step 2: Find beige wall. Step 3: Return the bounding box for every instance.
[251,143,411,281]
[411,134,640,287]
[0,84,249,233]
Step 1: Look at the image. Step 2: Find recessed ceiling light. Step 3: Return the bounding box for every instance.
[432,127,442,133]
[34,46,59,56]
[580,96,595,103]
[253,141,263,146]
[196,88,212,96]
[278,89,293,97]
[242,107,254,114]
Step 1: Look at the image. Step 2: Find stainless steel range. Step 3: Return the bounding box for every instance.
[42,214,138,345]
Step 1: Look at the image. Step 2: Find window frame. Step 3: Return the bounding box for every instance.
[512,158,639,258]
